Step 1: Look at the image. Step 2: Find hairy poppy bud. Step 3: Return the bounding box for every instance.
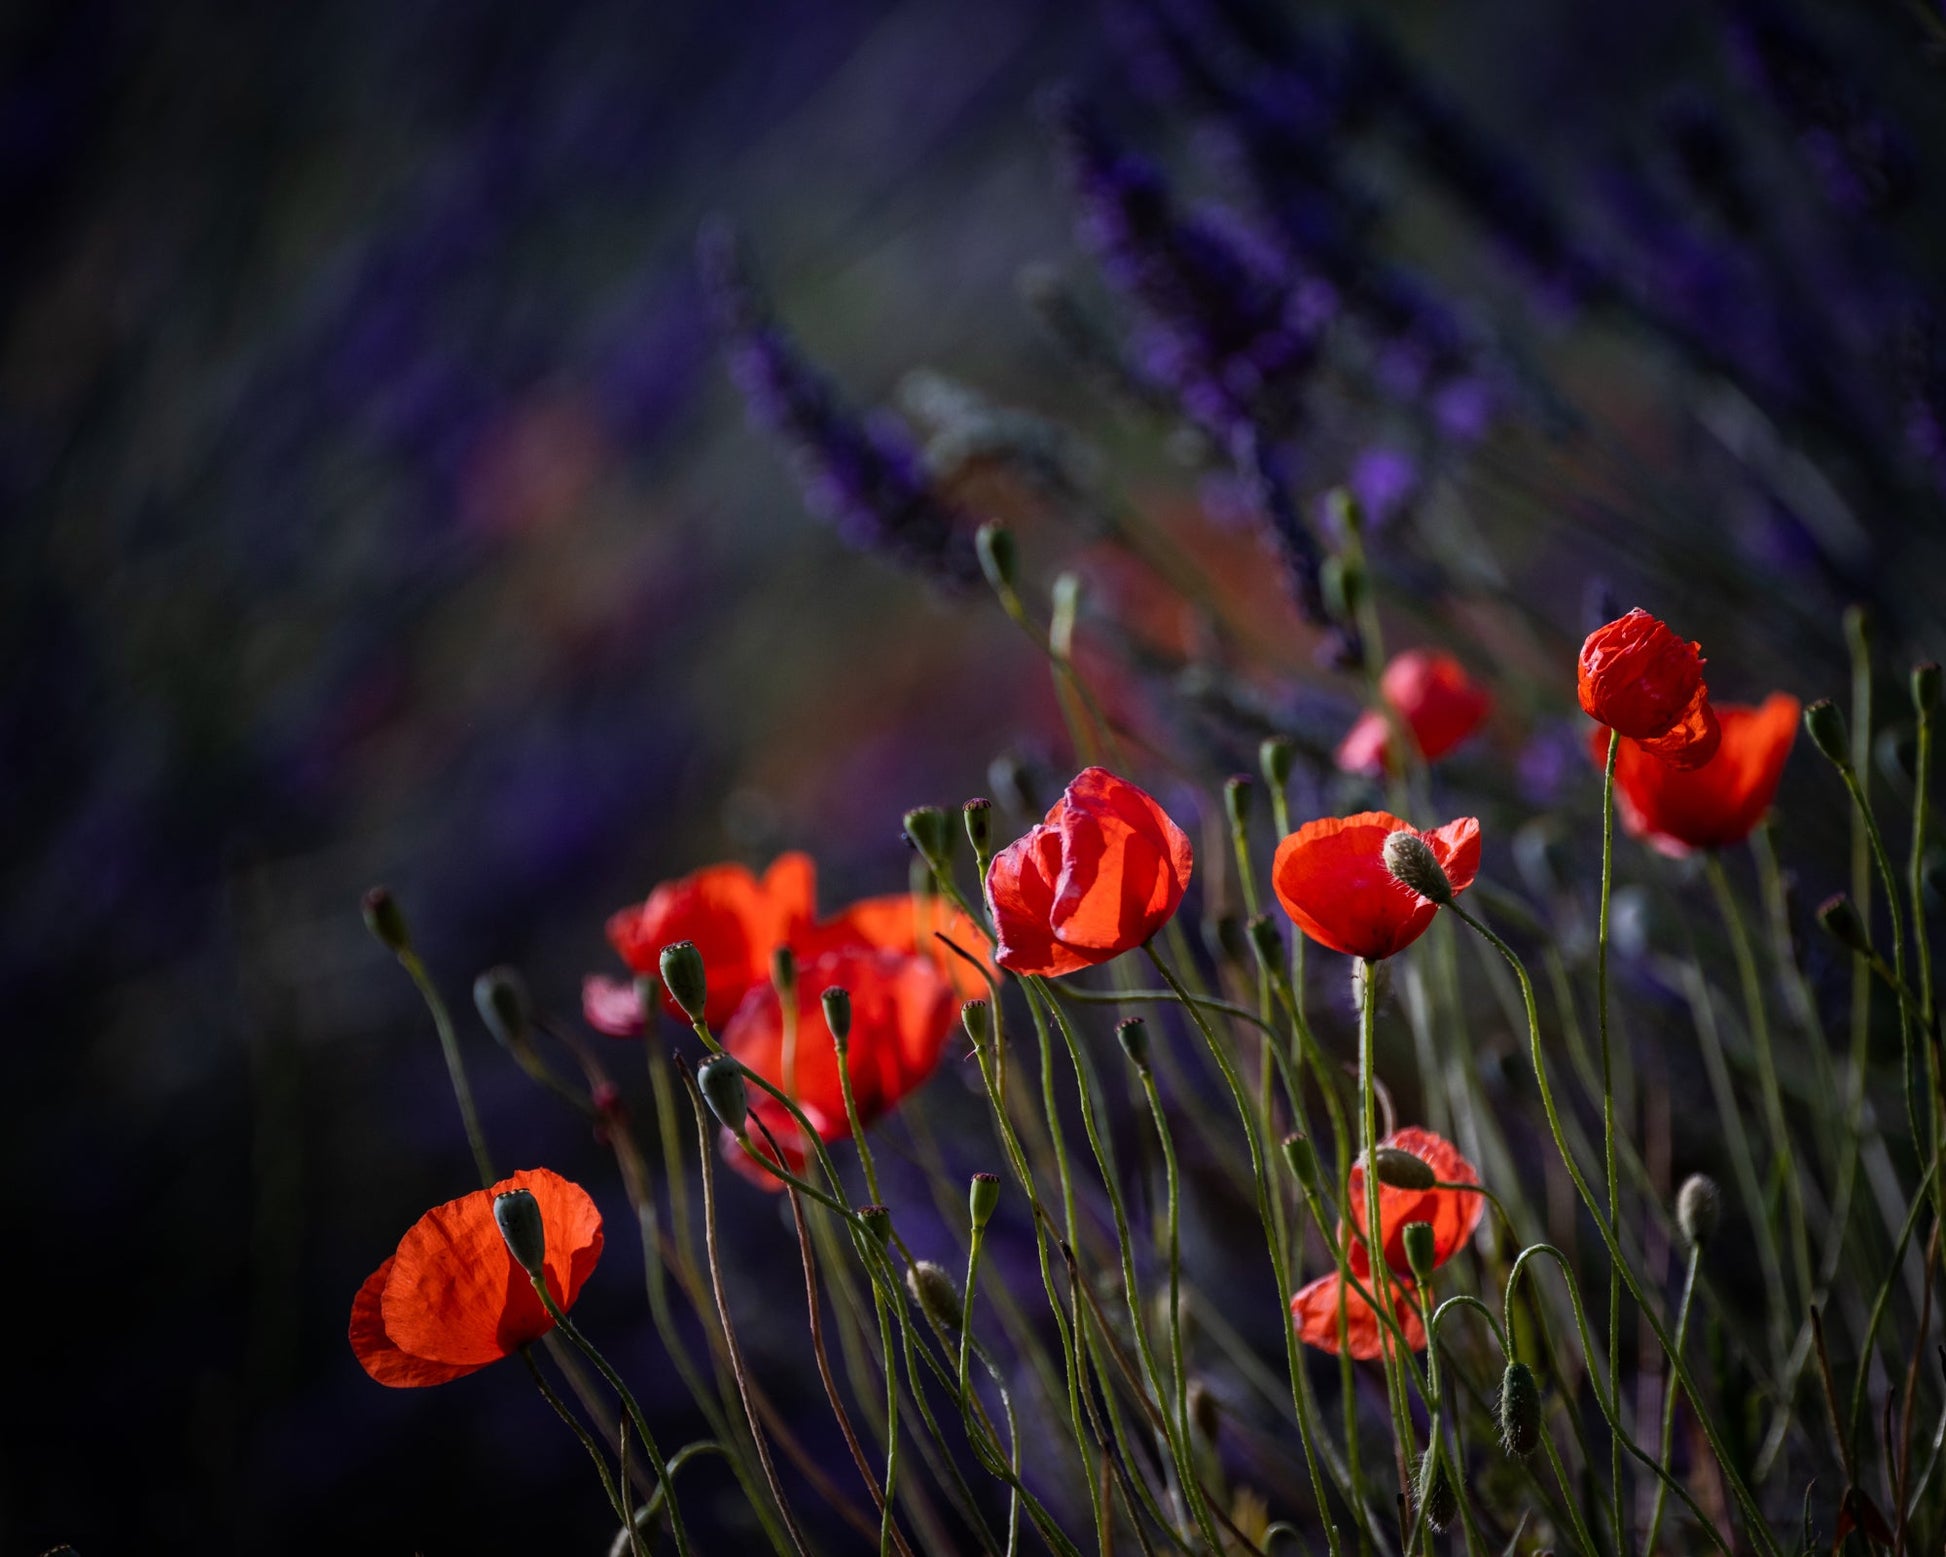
[961,998,992,1052]
[1116,1017,1149,1072]
[659,942,711,1025]
[908,1260,963,1334]
[1281,1133,1321,1197]
[1915,663,1941,717]
[1677,1173,1721,1250]
[1382,830,1453,906]
[1260,736,1296,793]
[1499,1361,1541,1458]
[903,806,953,870]
[976,522,1017,593]
[1373,1145,1438,1191]
[1223,774,1252,832]
[859,1204,893,1245]
[963,797,994,857]
[474,966,533,1055]
[1246,914,1284,970]
[1402,1220,1437,1286]
[1804,699,1850,766]
[969,1172,1000,1230]
[697,1055,749,1136]
[821,985,852,1049]
[1416,1444,1458,1532]
[1817,894,1873,956]
[493,1188,548,1281]
[362,886,411,954]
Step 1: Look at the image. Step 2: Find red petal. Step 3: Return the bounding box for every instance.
[349,1257,484,1387]
[1606,695,1799,855]
[986,824,1101,977]
[1346,1126,1486,1276]
[1289,1269,1427,1359]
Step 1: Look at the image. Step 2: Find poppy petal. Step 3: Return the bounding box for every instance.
[1606,695,1800,855]
[1346,1127,1486,1276]
[349,1257,485,1387]
[987,825,1101,977]
[1290,1270,1427,1360]
[582,975,646,1037]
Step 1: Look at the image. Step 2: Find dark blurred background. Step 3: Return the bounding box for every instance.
[6,0,1945,1549]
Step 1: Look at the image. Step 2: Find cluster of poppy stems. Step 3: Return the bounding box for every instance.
[350,604,1801,1409]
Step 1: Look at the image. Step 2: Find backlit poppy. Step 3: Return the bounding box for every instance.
[799,893,997,1001]
[1343,1127,1485,1279]
[1336,650,1491,775]
[1577,608,1721,769]
[582,974,646,1037]
[1272,811,1480,960]
[350,1168,603,1388]
[986,766,1193,977]
[1290,1265,1427,1360]
[1601,694,1800,857]
[721,944,958,1187]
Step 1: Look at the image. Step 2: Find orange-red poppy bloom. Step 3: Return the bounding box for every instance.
[1344,1127,1485,1279]
[1577,608,1721,769]
[350,1168,603,1388]
[1272,811,1480,961]
[1600,694,1800,857]
[606,854,816,1027]
[1336,650,1491,775]
[722,944,958,1188]
[985,767,1194,977]
[798,893,997,1001]
[1290,1266,1427,1360]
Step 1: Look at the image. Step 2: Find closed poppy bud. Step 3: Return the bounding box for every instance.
[1281,1133,1321,1197]
[908,1260,963,1334]
[1805,699,1849,766]
[362,886,411,954]
[1116,1017,1149,1071]
[493,1188,549,1281]
[1401,1220,1437,1285]
[474,966,533,1056]
[1914,662,1941,716]
[1416,1445,1458,1532]
[1261,736,1296,793]
[1499,1360,1541,1457]
[1578,609,1720,768]
[1188,1379,1220,1448]
[1382,830,1453,906]
[697,1055,749,1136]
[1677,1173,1721,1250]
[963,797,994,858]
[1374,1146,1439,1191]
[859,1204,893,1245]
[962,998,993,1052]
[1246,914,1284,970]
[660,942,712,1025]
[969,1171,1000,1229]
[904,806,953,871]
[1322,552,1364,623]
[1817,893,1872,956]
[1844,602,1872,659]
[1224,774,1253,832]
[822,985,852,1047]
[977,522,1017,592]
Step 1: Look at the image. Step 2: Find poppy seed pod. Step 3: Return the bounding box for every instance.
[1382,830,1454,906]
[1401,1220,1438,1286]
[859,1204,893,1245]
[908,1260,964,1334]
[1116,1017,1150,1071]
[969,1172,1000,1230]
[976,522,1017,592]
[1223,774,1252,832]
[697,1055,749,1136]
[1817,894,1873,956]
[1281,1133,1321,1198]
[1914,662,1941,717]
[962,797,994,857]
[1373,1145,1439,1191]
[1804,699,1850,766]
[821,985,852,1047]
[659,941,712,1025]
[903,806,953,870]
[362,886,411,954]
[961,998,992,1052]
[474,966,533,1056]
[492,1188,549,1282]
[1677,1173,1721,1250]
[1499,1360,1541,1457]
[1416,1445,1458,1532]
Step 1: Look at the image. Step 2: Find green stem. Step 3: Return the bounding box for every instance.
[1594,731,1626,1549]
[1641,1243,1700,1555]
[398,948,495,1186]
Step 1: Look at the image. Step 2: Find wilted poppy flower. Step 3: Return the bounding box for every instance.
[1577,608,1721,769]
[1336,650,1491,775]
[606,854,816,1027]
[1290,1266,1427,1360]
[350,1168,603,1388]
[986,766,1194,977]
[1601,694,1800,857]
[1344,1127,1485,1279]
[721,945,957,1187]
[1272,811,1480,960]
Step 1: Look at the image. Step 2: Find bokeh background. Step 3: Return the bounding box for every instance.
[6,0,1945,1549]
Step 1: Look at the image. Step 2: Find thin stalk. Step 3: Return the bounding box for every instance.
[1594,731,1626,1549]
[1641,1242,1701,1555]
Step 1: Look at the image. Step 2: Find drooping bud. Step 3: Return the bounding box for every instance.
[1914,662,1942,717]
[1382,830,1453,906]
[962,797,993,858]
[697,1055,749,1136]
[1373,1146,1438,1191]
[1804,699,1850,766]
[969,1172,1000,1230]
[903,806,953,871]
[1260,736,1296,794]
[362,886,411,954]
[1817,894,1873,956]
[822,985,853,1049]
[908,1260,964,1334]
[493,1188,548,1281]
[659,941,711,1025]
[1415,1444,1458,1532]
[1281,1133,1321,1198]
[961,999,993,1052]
[859,1204,893,1246]
[1676,1173,1721,1250]
[474,966,533,1056]
[1402,1220,1438,1286]
[1223,774,1252,833]
[1498,1361,1541,1458]
[1116,1017,1149,1072]
[976,522,1017,593]
[770,943,796,999]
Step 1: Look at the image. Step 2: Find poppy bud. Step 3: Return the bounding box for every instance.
[1223,774,1253,833]
[1373,1146,1438,1191]
[1817,894,1873,956]
[771,943,796,998]
[1187,1378,1220,1448]
[1323,552,1365,624]
[977,522,1017,593]
[1210,912,1249,970]
[859,1204,893,1245]
[1498,1361,1541,1458]
[1915,663,1941,717]
[492,1188,548,1281]
[474,966,533,1056]
[903,806,954,871]
[1402,1220,1437,1286]
[1844,602,1872,659]
[820,985,853,1051]
[961,998,993,1052]
[1677,1173,1721,1250]
[362,886,411,954]
[1381,830,1454,907]
[969,1171,1000,1230]
[1260,736,1296,794]
[1415,1444,1458,1532]
[1804,699,1850,766]
[963,797,994,857]
[697,1055,749,1136]
[1246,914,1284,970]
[1116,1017,1149,1072]
[659,941,711,1025]
[908,1260,963,1334]
[1281,1133,1321,1198]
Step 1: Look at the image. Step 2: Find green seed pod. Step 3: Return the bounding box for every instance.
[1116,1017,1150,1072]
[362,886,411,954]
[1914,662,1942,717]
[1817,893,1873,956]
[1281,1133,1322,1198]
[908,1260,964,1335]
[473,965,533,1056]
[1416,1444,1458,1532]
[493,1188,548,1281]
[1223,773,1252,833]
[903,806,953,870]
[1259,736,1296,794]
[1499,1360,1541,1458]
[1401,1220,1437,1286]
[659,941,711,1025]
[1804,699,1850,766]
[961,998,993,1052]
[1677,1173,1721,1250]
[822,985,852,1048]
[859,1204,893,1246]
[962,797,994,857]
[1373,1146,1437,1191]
[969,1172,1000,1230]
[976,522,1017,593]
[1381,830,1452,906]
[697,1055,749,1136]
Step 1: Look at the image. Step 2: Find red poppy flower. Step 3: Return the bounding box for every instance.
[1577,608,1721,769]
[799,893,997,1001]
[1272,811,1480,961]
[1290,1267,1427,1360]
[1344,1127,1485,1279]
[350,1168,603,1388]
[1600,694,1800,857]
[721,945,958,1188]
[985,767,1194,977]
[605,854,817,1027]
[1336,650,1491,775]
